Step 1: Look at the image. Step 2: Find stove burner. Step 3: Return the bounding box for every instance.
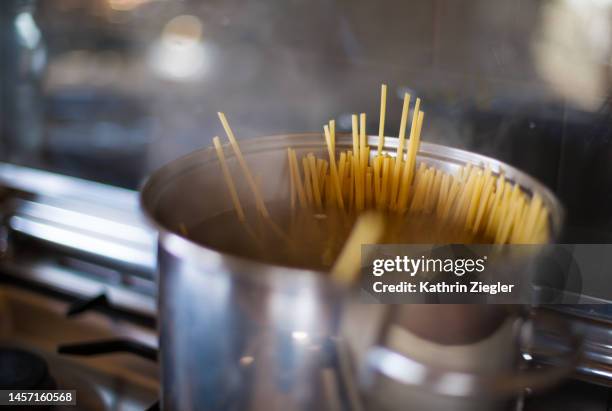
[57,339,158,410]
[0,348,56,390]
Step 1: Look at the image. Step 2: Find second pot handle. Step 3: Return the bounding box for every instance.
[361,316,581,399]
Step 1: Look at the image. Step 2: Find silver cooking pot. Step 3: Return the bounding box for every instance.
[140,133,568,411]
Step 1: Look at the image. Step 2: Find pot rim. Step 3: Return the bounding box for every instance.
[139,133,565,280]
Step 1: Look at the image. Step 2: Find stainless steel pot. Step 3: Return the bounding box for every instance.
[140,133,566,411]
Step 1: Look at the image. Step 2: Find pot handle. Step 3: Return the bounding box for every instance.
[361,317,581,398]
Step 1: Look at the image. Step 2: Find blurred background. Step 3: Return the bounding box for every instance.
[1,0,612,234]
[1,2,612,409]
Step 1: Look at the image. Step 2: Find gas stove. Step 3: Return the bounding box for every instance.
[0,164,160,410]
[0,284,158,410]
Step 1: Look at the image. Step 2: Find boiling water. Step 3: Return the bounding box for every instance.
[185,201,491,271]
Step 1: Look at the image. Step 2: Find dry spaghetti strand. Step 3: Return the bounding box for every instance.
[218,112,270,218]
[377,84,388,157]
[213,136,246,222]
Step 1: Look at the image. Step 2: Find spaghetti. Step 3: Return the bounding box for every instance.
[205,84,551,276]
